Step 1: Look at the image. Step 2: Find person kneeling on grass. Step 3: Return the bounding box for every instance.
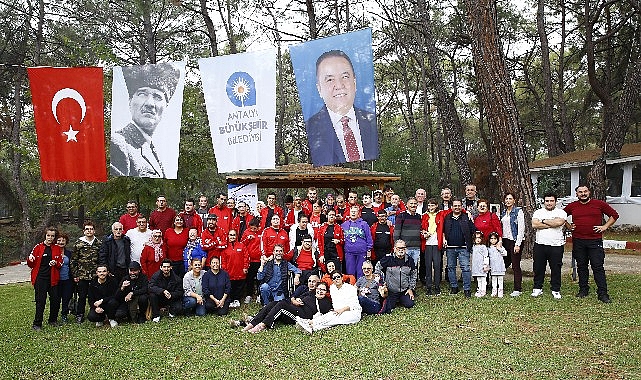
[296,270,362,334]
[148,259,183,322]
[87,265,119,328]
[374,240,417,313]
[243,281,332,334]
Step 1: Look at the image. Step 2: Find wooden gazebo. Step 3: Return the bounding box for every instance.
[226,164,401,195]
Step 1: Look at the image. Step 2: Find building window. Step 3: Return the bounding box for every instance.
[606,163,623,197]
[632,163,641,197]
[537,169,571,197]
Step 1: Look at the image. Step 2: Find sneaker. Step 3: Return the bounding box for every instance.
[551,291,562,299]
[426,288,433,296]
[510,291,522,297]
[491,288,498,297]
[76,315,84,324]
[31,325,42,331]
[598,294,612,303]
[152,316,161,323]
[531,289,543,297]
[464,290,471,298]
[450,287,459,295]
[109,319,118,328]
[168,313,176,318]
[255,295,261,304]
[498,289,504,298]
[48,320,59,327]
[295,316,313,335]
[576,290,589,298]
[95,321,103,327]
[434,288,441,296]
[244,296,252,304]
[230,300,241,308]
[61,315,68,324]
[474,291,485,298]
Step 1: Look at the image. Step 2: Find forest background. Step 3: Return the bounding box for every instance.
[0,0,639,261]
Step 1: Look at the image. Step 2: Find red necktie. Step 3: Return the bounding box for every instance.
[341,116,360,162]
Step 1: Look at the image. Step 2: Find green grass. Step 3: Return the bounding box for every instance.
[1,275,640,379]
[604,231,641,242]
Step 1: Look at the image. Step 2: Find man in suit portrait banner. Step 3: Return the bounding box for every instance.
[110,61,186,179]
[290,29,378,167]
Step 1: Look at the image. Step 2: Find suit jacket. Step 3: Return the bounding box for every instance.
[306,106,378,166]
[110,123,165,177]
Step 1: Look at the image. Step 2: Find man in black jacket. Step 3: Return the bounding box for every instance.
[114,261,148,323]
[442,198,476,297]
[87,265,119,328]
[99,222,131,284]
[148,259,183,322]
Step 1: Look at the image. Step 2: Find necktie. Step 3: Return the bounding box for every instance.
[341,116,360,162]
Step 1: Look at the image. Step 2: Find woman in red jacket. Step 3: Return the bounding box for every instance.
[141,230,166,279]
[164,215,189,278]
[27,226,64,330]
[317,209,344,271]
[474,199,502,239]
[221,229,249,308]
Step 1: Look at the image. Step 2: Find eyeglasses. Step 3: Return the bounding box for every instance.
[229,234,237,237]
[316,288,327,292]
[332,275,342,280]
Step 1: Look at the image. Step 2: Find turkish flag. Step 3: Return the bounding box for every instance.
[28,67,107,182]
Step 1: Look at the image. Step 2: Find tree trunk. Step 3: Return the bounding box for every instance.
[537,0,562,156]
[464,0,536,256]
[200,0,219,56]
[305,0,318,39]
[418,0,472,185]
[141,0,156,64]
[557,0,575,152]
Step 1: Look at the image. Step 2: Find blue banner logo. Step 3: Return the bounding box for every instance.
[226,72,256,107]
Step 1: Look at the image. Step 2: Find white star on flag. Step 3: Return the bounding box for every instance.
[62,125,79,142]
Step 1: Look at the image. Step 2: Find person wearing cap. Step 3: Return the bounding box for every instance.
[110,62,181,178]
[114,261,149,323]
[201,215,228,268]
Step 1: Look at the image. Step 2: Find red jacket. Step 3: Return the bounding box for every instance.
[240,228,262,263]
[27,242,63,286]
[231,213,254,236]
[473,212,502,240]
[140,244,166,280]
[209,205,233,233]
[317,223,345,262]
[221,241,249,280]
[201,226,228,266]
[259,205,284,229]
[370,222,394,261]
[163,228,189,262]
[420,211,445,251]
[301,199,313,216]
[260,227,289,257]
[341,203,362,220]
[179,211,203,233]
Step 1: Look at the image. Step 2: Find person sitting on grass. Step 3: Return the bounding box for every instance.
[203,256,231,316]
[232,275,321,329]
[148,259,183,322]
[245,281,332,334]
[355,260,387,315]
[375,239,417,313]
[320,260,356,291]
[296,270,362,334]
[87,265,119,328]
[182,257,206,316]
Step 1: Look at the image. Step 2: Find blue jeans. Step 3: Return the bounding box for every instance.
[182,296,206,316]
[358,296,382,315]
[406,247,421,269]
[446,247,471,291]
[259,283,285,305]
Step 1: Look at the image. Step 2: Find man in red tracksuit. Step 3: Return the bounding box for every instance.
[261,214,289,258]
[201,216,227,268]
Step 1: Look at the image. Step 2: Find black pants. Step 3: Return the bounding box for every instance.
[75,279,90,317]
[533,243,563,291]
[252,299,302,328]
[245,262,261,297]
[204,298,230,316]
[424,245,442,290]
[171,261,185,279]
[33,277,59,327]
[58,278,74,317]
[115,294,149,321]
[573,238,608,296]
[502,238,522,292]
[87,298,119,322]
[230,279,245,302]
[149,293,183,318]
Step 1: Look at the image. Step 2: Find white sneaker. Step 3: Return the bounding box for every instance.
[244,296,252,304]
[109,319,118,328]
[255,295,261,304]
[552,291,562,299]
[152,316,161,323]
[510,291,522,297]
[531,289,543,297]
[168,313,176,318]
[95,321,103,327]
[230,300,241,308]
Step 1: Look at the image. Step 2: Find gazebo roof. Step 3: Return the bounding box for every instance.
[529,142,641,172]
[226,163,401,190]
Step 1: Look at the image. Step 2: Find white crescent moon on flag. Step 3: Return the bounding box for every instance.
[51,88,87,124]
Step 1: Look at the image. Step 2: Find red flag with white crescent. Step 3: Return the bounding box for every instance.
[28,67,107,182]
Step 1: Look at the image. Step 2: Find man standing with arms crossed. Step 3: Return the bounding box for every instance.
[564,185,619,303]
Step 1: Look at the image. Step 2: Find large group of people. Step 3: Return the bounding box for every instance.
[28,184,619,332]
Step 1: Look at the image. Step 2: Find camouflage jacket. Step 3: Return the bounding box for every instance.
[70,237,101,280]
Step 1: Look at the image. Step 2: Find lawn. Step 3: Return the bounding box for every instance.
[1,275,640,379]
